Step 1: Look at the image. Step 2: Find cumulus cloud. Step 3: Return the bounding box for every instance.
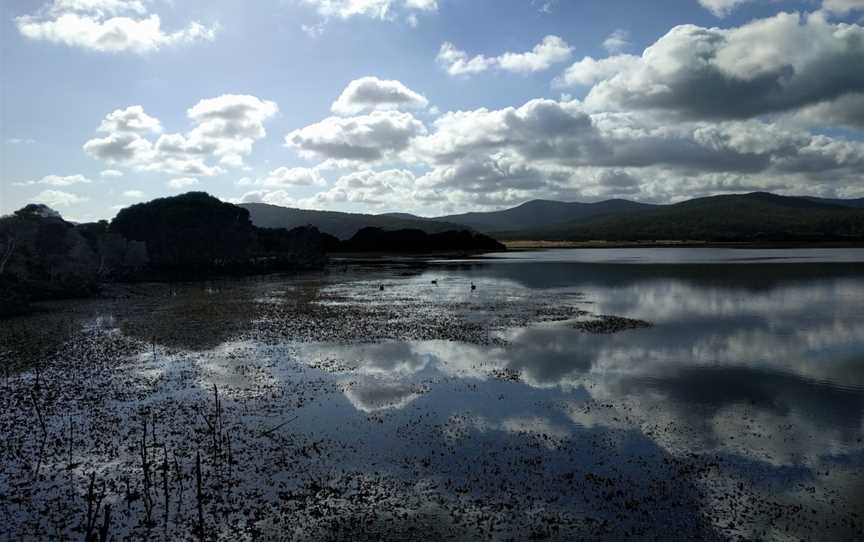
[403,95,864,210]
[97,105,162,134]
[84,95,278,176]
[331,76,429,115]
[34,189,87,207]
[237,190,293,206]
[417,152,548,194]
[122,190,145,198]
[437,35,572,76]
[306,169,415,207]
[791,93,864,129]
[413,99,598,165]
[554,55,640,87]
[100,169,124,178]
[436,42,495,76]
[240,168,426,212]
[167,177,200,189]
[698,0,752,18]
[562,12,864,122]
[822,0,864,14]
[285,110,426,163]
[275,11,864,213]
[300,0,437,20]
[16,0,217,53]
[240,167,327,188]
[602,29,632,54]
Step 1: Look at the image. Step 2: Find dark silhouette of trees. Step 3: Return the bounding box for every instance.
[110,192,257,271]
[0,192,510,318]
[338,227,505,253]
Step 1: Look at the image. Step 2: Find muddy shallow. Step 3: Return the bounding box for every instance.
[1,251,864,541]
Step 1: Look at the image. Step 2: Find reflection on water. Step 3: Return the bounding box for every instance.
[481,247,864,264]
[3,250,864,540]
[296,254,864,538]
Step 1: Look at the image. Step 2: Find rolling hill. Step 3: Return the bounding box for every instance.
[240,203,469,240]
[433,199,657,233]
[242,193,864,244]
[505,192,864,242]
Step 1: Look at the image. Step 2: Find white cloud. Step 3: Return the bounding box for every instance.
[84,95,278,176]
[122,190,145,198]
[436,42,495,76]
[240,168,429,213]
[84,131,153,163]
[285,110,426,163]
[822,0,864,14]
[16,174,93,186]
[7,138,36,145]
[698,0,753,17]
[412,99,597,165]
[560,12,864,124]
[97,105,162,134]
[49,0,147,17]
[402,94,864,210]
[602,29,632,54]
[305,168,415,207]
[555,55,640,87]
[790,93,864,129]
[16,0,217,54]
[237,190,297,207]
[300,0,437,20]
[100,169,124,178]
[241,167,327,188]
[167,177,200,189]
[331,76,429,115]
[34,189,87,207]
[496,36,573,73]
[437,36,573,76]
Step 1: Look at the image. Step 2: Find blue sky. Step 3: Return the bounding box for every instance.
[2,0,864,221]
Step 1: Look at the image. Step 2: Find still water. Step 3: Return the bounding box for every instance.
[303,248,864,539]
[2,248,863,540]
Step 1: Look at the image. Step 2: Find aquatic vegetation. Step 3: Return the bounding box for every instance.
[0,259,862,540]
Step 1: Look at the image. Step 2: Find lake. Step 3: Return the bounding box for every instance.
[2,248,863,540]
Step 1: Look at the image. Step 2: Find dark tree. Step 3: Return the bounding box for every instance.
[110,192,257,271]
[338,227,506,253]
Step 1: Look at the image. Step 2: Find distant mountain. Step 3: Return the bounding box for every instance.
[799,196,864,209]
[242,193,864,244]
[434,199,657,233]
[240,203,468,240]
[506,192,864,242]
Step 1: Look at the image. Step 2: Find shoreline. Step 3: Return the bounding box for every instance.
[502,240,864,250]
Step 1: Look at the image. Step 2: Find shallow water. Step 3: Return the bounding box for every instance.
[1,249,863,540]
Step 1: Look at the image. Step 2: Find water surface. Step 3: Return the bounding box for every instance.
[2,248,863,540]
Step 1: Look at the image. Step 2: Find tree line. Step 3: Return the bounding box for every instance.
[0,193,329,317]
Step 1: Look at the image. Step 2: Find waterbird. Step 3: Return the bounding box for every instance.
[471,282,476,291]
[431,280,438,285]
[379,284,385,291]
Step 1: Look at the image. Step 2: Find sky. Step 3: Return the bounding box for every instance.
[2,0,864,221]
